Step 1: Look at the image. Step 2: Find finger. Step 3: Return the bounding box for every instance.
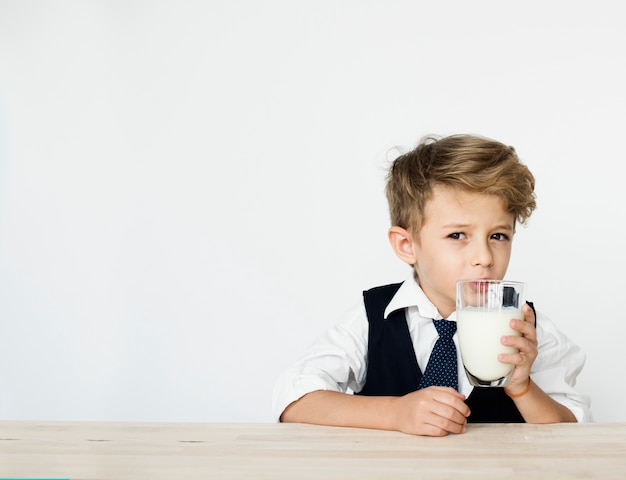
[522,303,535,321]
[503,329,528,347]
[416,422,458,437]
[426,416,467,435]
[430,386,467,400]
[419,406,467,436]
[499,336,537,365]
[499,351,525,365]
[503,333,537,355]
[430,389,471,417]
[509,318,537,343]
[431,402,471,426]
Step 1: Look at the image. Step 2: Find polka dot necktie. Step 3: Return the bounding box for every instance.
[418,319,458,391]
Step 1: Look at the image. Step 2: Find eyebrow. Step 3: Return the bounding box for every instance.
[442,223,515,231]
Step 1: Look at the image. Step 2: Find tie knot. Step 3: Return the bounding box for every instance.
[433,319,456,339]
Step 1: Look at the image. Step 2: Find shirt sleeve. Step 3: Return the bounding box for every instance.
[271,302,369,422]
[531,311,592,422]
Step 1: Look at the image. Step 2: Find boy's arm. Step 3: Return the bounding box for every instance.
[280,387,470,437]
[504,379,577,423]
[500,303,578,423]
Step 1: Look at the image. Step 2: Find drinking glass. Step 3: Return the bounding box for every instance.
[455,280,525,387]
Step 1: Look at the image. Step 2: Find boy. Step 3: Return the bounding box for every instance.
[272,134,590,436]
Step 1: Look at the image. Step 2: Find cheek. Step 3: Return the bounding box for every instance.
[419,250,458,281]
[419,243,460,270]
[492,246,513,272]
[495,244,513,261]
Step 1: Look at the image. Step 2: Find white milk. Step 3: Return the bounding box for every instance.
[456,307,523,381]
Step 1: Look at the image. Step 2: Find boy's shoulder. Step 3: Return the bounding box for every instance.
[363,282,403,297]
[362,282,404,315]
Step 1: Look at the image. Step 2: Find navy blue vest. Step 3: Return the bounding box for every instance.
[355,283,535,423]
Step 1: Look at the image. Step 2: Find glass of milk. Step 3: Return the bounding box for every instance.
[455,280,525,387]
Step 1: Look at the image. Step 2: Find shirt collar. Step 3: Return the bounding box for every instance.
[383,271,447,321]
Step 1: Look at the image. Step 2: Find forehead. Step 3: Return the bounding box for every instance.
[423,185,513,225]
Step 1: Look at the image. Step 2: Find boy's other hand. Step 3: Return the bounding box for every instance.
[391,387,470,437]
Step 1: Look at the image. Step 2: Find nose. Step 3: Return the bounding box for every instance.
[471,240,494,267]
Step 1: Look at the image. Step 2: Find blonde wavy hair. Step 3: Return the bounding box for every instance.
[385,134,536,234]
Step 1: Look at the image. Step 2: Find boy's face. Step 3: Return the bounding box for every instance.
[413,185,515,318]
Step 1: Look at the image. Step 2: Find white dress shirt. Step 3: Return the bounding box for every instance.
[272,272,592,422]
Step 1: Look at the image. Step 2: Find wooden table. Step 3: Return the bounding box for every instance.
[0,421,625,479]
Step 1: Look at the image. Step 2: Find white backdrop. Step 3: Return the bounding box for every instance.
[1,1,623,422]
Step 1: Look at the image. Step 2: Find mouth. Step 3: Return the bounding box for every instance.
[469,279,494,293]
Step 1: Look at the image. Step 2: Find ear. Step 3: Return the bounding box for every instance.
[388,226,417,265]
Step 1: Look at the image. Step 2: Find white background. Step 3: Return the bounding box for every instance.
[0,1,623,422]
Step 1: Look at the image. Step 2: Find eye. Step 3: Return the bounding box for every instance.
[449,232,466,240]
[491,233,510,241]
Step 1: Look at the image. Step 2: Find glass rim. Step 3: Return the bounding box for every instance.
[456,279,525,285]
